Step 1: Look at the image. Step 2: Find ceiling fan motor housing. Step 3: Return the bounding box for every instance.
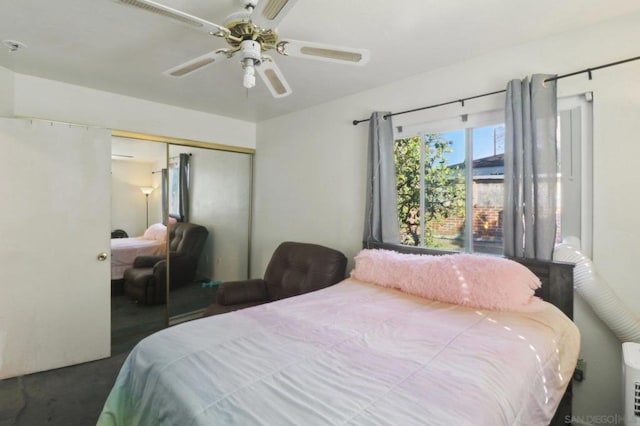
[224,14,278,52]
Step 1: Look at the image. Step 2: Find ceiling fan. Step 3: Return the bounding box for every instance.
[115,0,370,98]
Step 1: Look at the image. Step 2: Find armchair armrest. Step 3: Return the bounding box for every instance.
[133,255,165,268]
[133,252,187,269]
[152,259,167,277]
[216,279,269,306]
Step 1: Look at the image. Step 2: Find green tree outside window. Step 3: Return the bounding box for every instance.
[395,134,465,247]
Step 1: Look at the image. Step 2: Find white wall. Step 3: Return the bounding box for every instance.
[0,66,13,116]
[11,74,256,149]
[253,11,640,420]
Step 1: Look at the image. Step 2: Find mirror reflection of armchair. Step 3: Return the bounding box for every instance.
[123,222,209,305]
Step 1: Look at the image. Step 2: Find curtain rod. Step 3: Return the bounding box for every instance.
[352,54,640,126]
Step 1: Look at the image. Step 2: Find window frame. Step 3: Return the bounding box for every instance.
[394,110,505,253]
[393,96,592,256]
[557,93,594,257]
[167,156,181,219]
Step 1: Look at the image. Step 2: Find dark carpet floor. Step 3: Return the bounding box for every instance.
[0,352,130,426]
[0,284,217,426]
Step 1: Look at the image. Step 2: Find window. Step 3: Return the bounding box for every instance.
[394,98,591,255]
[557,94,593,255]
[395,114,505,254]
[168,157,181,219]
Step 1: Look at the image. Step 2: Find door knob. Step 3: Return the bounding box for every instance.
[97,252,108,261]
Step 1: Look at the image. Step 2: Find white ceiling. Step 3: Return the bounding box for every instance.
[112,137,166,163]
[2,0,639,123]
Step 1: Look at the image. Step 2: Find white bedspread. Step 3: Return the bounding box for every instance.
[110,238,166,280]
[98,278,580,426]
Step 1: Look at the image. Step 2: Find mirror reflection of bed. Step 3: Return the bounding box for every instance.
[110,224,166,292]
[109,136,253,352]
[110,137,167,352]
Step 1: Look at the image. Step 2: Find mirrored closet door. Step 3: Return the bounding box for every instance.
[109,132,253,334]
[110,136,168,350]
[167,144,253,322]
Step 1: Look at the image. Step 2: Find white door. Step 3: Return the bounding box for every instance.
[0,118,111,379]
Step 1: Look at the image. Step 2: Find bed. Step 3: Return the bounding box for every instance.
[110,223,167,280]
[98,245,579,426]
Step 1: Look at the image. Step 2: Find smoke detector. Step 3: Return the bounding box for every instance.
[3,40,27,52]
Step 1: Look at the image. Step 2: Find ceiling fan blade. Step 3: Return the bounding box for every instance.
[163,50,229,77]
[115,0,229,36]
[277,39,370,66]
[251,0,298,29]
[256,59,292,98]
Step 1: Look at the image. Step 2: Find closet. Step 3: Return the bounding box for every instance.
[0,118,253,379]
[111,132,253,332]
[166,143,252,322]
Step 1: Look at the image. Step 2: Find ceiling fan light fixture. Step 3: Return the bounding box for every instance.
[240,40,262,89]
[242,59,256,89]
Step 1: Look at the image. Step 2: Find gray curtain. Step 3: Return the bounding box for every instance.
[161,168,168,225]
[179,153,190,223]
[363,112,401,245]
[503,74,558,260]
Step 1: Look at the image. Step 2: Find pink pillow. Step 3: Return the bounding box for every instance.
[350,249,544,312]
[142,223,167,241]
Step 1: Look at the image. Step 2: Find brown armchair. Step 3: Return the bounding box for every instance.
[124,222,209,305]
[202,241,347,317]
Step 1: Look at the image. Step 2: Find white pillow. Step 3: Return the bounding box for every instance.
[142,223,167,241]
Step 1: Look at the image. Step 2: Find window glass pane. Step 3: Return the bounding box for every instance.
[556,113,565,245]
[395,136,422,246]
[471,125,504,255]
[168,162,180,218]
[424,130,466,251]
[395,121,506,255]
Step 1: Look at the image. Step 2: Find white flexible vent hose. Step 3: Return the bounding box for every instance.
[553,237,640,343]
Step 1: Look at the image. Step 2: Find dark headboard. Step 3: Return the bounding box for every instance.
[362,241,575,320]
